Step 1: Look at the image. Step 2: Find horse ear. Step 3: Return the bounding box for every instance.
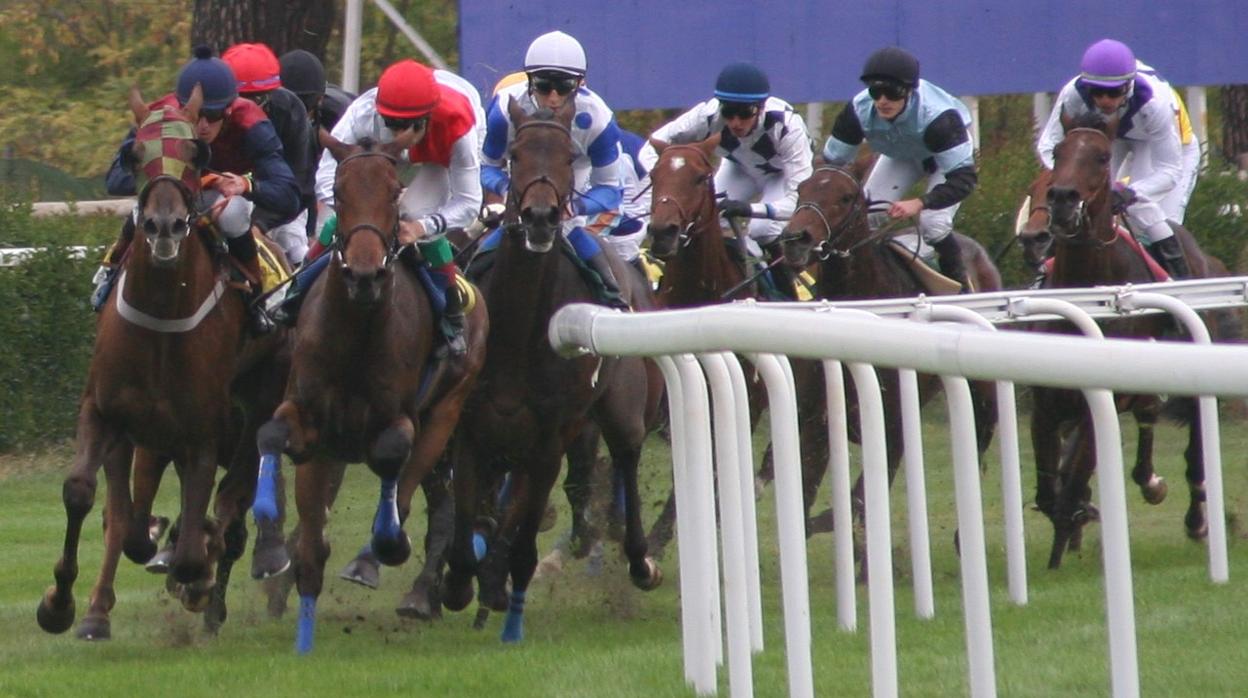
[183,84,203,124]
[1059,111,1074,134]
[849,149,877,182]
[554,95,576,128]
[128,85,150,125]
[507,96,528,127]
[648,138,669,155]
[320,128,352,162]
[380,139,408,160]
[1102,113,1121,139]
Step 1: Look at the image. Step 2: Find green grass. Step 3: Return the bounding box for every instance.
[2,407,1247,697]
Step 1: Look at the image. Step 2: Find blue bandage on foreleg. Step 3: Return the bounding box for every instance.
[501,589,527,643]
[371,478,401,542]
[253,453,280,523]
[567,227,602,260]
[472,532,488,561]
[296,595,317,654]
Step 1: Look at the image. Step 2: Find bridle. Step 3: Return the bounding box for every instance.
[1049,127,1116,247]
[506,120,574,232]
[334,149,401,267]
[783,166,878,260]
[650,145,716,249]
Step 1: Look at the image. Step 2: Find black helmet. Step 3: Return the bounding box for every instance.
[714,63,770,103]
[860,47,920,87]
[279,49,327,97]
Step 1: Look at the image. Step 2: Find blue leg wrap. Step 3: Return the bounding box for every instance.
[371,478,401,543]
[472,531,488,562]
[567,226,602,260]
[253,453,280,523]
[294,252,330,294]
[479,228,502,253]
[296,595,317,654]
[501,590,527,643]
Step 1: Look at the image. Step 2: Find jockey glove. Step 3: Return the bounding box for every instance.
[217,196,254,238]
[1111,183,1136,215]
[718,199,753,220]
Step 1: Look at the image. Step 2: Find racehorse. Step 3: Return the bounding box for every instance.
[37,86,289,639]
[252,134,487,652]
[778,158,1001,546]
[1031,112,1234,567]
[443,98,663,643]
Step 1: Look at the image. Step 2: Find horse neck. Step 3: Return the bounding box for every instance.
[121,230,221,319]
[662,219,745,305]
[1049,206,1127,286]
[485,233,565,362]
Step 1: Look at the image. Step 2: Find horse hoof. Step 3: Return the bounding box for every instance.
[630,557,663,591]
[36,588,74,634]
[338,556,381,590]
[442,572,474,613]
[1141,476,1168,505]
[538,504,558,533]
[180,583,214,613]
[263,572,295,619]
[371,532,411,567]
[145,548,173,575]
[396,584,441,621]
[1185,508,1209,540]
[472,607,490,630]
[75,614,110,641]
[250,543,292,580]
[479,584,509,613]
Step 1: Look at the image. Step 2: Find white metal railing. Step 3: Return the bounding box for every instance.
[548,290,1246,698]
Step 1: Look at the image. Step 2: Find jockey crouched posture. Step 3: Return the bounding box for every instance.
[638,62,813,299]
[822,46,978,291]
[1037,39,1190,279]
[100,45,300,334]
[275,58,485,356]
[223,42,312,267]
[477,30,630,309]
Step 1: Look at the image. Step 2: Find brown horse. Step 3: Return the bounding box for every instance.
[778,159,1001,541]
[1031,114,1234,567]
[253,135,487,652]
[443,99,663,643]
[37,86,289,639]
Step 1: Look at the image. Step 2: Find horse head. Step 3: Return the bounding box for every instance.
[125,85,209,267]
[1048,113,1118,241]
[1017,169,1056,269]
[505,96,576,253]
[321,131,405,305]
[779,157,872,268]
[645,134,720,259]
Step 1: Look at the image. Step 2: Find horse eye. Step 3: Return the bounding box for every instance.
[840,194,854,205]
[143,219,158,234]
[171,219,188,233]
[1098,154,1111,165]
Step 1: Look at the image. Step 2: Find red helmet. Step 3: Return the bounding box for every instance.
[222,43,282,94]
[376,59,440,118]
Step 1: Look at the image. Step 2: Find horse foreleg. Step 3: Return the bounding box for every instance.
[77,436,137,640]
[398,457,454,620]
[367,416,415,566]
[203,457,256,634]
[292,459,332,654]
[1183,406,1208,539]
[1030,392,1063,519]
[38,403,127,635]
[443,436,484,614]
[1130,400,1167,505]
[123,449,169,565]
[1049,420,1096,569]
[170,445,220,616]
[501,452,562,643]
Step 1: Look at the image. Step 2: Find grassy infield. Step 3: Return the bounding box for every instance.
[1,409,1246,697]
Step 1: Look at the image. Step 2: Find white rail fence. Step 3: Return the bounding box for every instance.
[547,279,1248,698]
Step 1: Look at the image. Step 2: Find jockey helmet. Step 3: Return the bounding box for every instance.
[176,45,238,111]
[222,43,282,94]
[714,63,770,104]
[1079,39,1137,88]
[279,49,327,97]
[375,59,440,118]
[860,47,920,88]
[524,31,587,77]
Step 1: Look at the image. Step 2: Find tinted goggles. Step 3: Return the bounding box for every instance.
[1088,85,1129,99]
[719,102,760,120]
[530,76,580,96]
[383,114,430,132]
[199,107,228,123]
[867,81,909,102]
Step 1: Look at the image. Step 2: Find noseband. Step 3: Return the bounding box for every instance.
[334,150,402,266]
[506,120,574,233]
[784,166,872,260]
[651,145,716,249]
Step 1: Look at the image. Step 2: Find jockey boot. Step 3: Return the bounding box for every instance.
[762,240,798,300]
[438,279,468,357]
[1147,236,1190,280]
[91,216,136,311]
[419,235,467,356]
[586,251,630,310]
[932,234,971,293]
[273,253,330,327]
[226,232,275,336]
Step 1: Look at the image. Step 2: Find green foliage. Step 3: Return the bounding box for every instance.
[0,200,114,451]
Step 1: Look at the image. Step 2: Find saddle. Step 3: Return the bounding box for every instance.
[466,230,619,307]
[885,232,965,296]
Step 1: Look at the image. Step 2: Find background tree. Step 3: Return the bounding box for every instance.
[1221,85,1248,172]
[190,0,336,57]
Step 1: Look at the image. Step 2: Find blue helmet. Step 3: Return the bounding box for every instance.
[714,63,770,104]
[176,45,238,110]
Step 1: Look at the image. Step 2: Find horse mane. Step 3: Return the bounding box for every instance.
[357,136,379,150]
[1064,111,1114,138]
[530,107,557,121]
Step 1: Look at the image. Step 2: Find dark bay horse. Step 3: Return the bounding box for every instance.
[1032,114,1235,567]
[444,98,663,643]
[253,135,487,653]
[778,159,1001,544]
[38,86,289,639]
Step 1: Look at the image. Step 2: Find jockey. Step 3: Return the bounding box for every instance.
[279,49,357,241]
[594,128,651,267]
[101,45,300,334]
[822,46,978,291]
[278,58,485,356]
[1037,38,1189,278]
[478,30,629,309]
[1135,60,1201,225]
[223,42,312,266]
[638,62,813,298]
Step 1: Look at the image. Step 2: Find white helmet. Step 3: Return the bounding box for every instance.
[524,31,587,77]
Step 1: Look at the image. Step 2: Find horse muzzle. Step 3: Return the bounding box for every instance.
[779,230,814,268]
[1046,186,1085,232]
[646,223,680,259]
[146,232,184,267]
[340,263,389,305]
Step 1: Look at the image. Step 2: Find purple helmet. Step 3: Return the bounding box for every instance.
[1079,39,1136,88]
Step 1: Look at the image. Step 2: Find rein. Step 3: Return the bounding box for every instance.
[784,166,890,260]
[506,120,574,233]
[651,145,717,249]
[334,150,402,266]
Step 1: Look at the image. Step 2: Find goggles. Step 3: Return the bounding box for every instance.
[719,102,760,120]
[383,114,430,133]
[867,81,909,102]
[1088,84,1129,99]
[530,75,580,96]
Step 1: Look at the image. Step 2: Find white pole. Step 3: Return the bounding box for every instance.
[723,355,766,651]
[342,0,363,94]
[1033,93,1053,135]
[805,103,824,143]
[822,360,858,631]
[899,368,935,619]
[961,95,981,152]
[1184,86,1209,168]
